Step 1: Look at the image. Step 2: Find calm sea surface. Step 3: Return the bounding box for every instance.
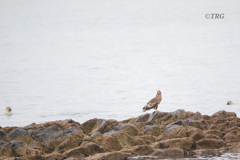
[0,0,240,130]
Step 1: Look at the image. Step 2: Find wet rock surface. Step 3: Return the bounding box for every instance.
[1,110,240,159]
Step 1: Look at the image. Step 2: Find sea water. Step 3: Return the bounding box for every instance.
[0,0,240,131]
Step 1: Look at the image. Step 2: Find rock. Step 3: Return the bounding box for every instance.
[136,113,150,122]
[8,128,32,145]
[183,119,206,130]
[134,135,156,145]
[8,128,28,140]
[140,125,161,136]
[151,148,184,157]
[84,142,105,155]
[114,123,138,136]
[33,125,63,143]
[162,125,186,138]
[151,149,164,156]
[42,151,65,160]
[0,130,7,139]
[133,122,154,130]
[1,110,240,159]
[101,119,118,133]
[86,151,131,160]
[0,130,10,142]
[23,119,81,131]
[153,137,194,151]
[226,142,240,152]
[1,127,18,134]
[204,130,223,139]
[147,111,170,122]
[28,125,84,153]
[57,127,84,152]
[0,140,29,157]
[163,148,184,157]
[223,130,240,142]
[102,131,135,151]
[196,139,225,149]
[211,110,236,118]
[119,117,137,124]
[172,109,186,120]
[84,131,103,144]
[187,127,205,141]
[122,145,154,156]
[205,134,222,140]
[63,146,86,158]
[189,111,203,120]
[81,119,106,135]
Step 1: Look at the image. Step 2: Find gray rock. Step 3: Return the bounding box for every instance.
[0,130,7,140]
[8,128,28,140]
[96,119,106,132]
[136,113,150,122]
[29,125,82,143]
[103,130,119,136]
[4,140,26,149]
[147,111,160,122]
[114,123,133,131]
[35,130,65,143]
[63,126,82,135]
[164,125,183,135]
[173,109,186,120]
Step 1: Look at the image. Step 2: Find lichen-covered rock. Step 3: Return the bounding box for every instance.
[23,119,81,131]
[1,127,18,134]
[187,127,205,141]
[57,127,84,152]
[204,130,223,139]
[1,110,240,159]
[27,125,84,153]
[136,113,150,122]
[63,146,86,158]
[183,119,206,130]
[81,118,106,135]
[162,125,186,138]
[211,110,236,118]
[101,119,118,133]
[188,111,203,120]
[223,130,240,142]
[8,128,33,145]
[0,140,30,157]
[0,130,10,142]
[205,134,222,140]
[163,148,184,157]
[153,137,194,151]
[173,109,186,120]
[196,139,225,149]
[84,131,103,144]
[140,125,161,136]
[102,131,135,151]
[134,135,156,145]
[122,145,154,156]
[114,123,138,136]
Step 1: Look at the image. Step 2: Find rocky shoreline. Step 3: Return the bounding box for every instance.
[1,110,240,160]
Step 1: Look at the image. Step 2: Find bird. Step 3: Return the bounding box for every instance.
[143,90,162,112]
[4,107,13,116]
[227,101,233,105]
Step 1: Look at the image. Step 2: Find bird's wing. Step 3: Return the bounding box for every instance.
[147,98,158,108]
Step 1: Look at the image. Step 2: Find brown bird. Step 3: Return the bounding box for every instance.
[143,90,162,112]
